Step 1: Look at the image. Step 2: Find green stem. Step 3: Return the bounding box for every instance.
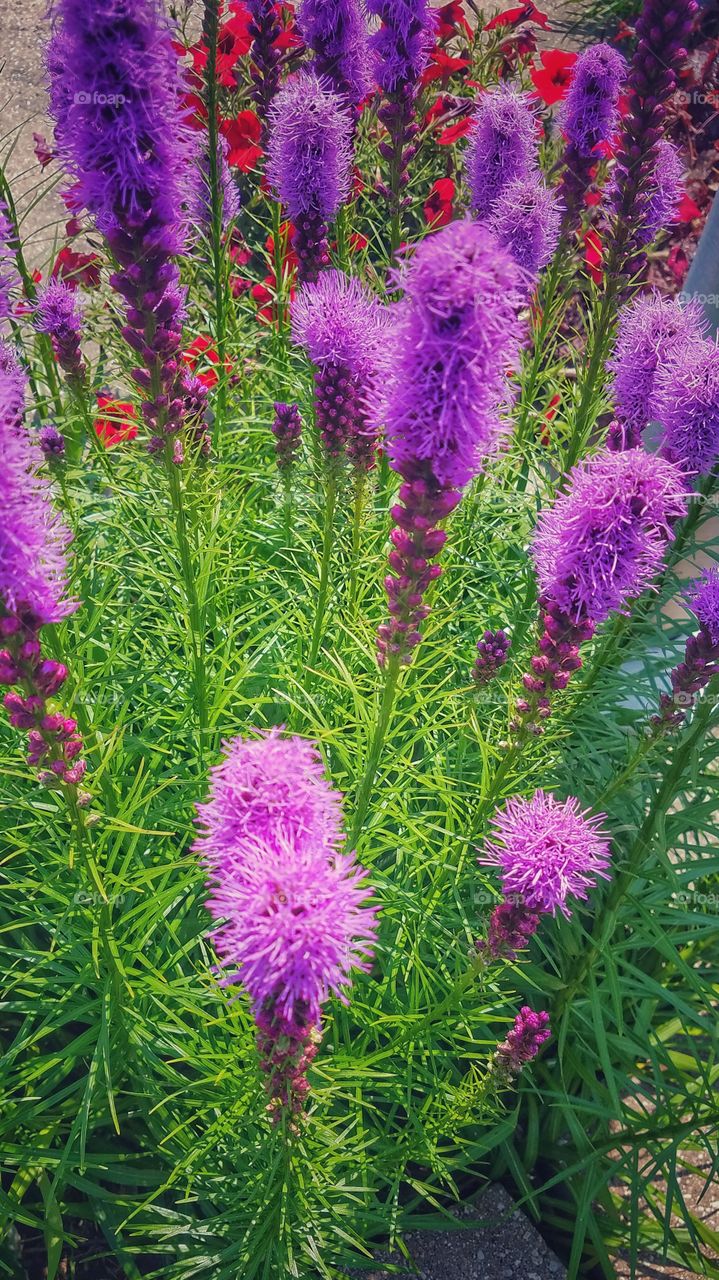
[308,470,338,667]
[348,470,366,613]
[272,199,287,343]
[348,657,401,847]
[165,459,208,765]
[563,279,618,471]
[203,0,229,450]
[515,255,565,449]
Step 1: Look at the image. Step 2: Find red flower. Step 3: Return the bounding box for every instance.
[666,243,689,286]
[437,1,472,39]
[437,115,473,144]
[423,94,455,128]
[182,335,233,389]
[424,177,455,228]
[52,246,102,289]
[583,229,603,285]
[485,2,550,30]
[220,110,263,171]
[349,231,369,253]
[185,3,252,88]
[584,189,602,207]
[540,392,561,445]
[676,192,703,223]
[94,396,138,448]
[420,48,471,86]
[530,49,577,104]
[33,133,54,169]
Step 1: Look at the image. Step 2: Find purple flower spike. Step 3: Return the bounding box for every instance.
[607,292,708,450]
[0,200,20,327]
[267,71,353,283]
[472,629,511,685]
[652,567,719,732]
[48,0,209,459]
[465,86,539,220]
[496,1007,550,1076]
[533,448,688,627]
[653,338,719,477]
[271,402,302,472]
[0,340,27,433]
[480,790,612,917]
[246,0,283,127]
[488,177,562,281]
[367,0,435,94]
[477,897,540,962]
[34,279,86,382]
[196,730,378,1121]
[298,0,376,108]
[558,43,626,224]
[190,137,240,237]
[376,221,523,668]
[38,425,66,461]
[636,138,684,247]
[291,269,387,466]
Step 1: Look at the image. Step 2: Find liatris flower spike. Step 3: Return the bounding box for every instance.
[637,139,684,248]
[271,402,302,472]
[480,790,612,917]
[652,338,719,478]
[291,269,387,468]
[376,220,523,668]
[557,43,626,226]
[477,896,541,963]
[38,425,66,463]
[246,0,284,129]
[267,71,353,284]
[298,0,375,110]
[607,292,708,452]
[48,0,209,461]
[0,199,20,329]
[196,729,378,1122]
[0,360,87,793]
[472,629,511,686]
[495,1007,550,1076]
[34,279,86,383]
[0,340,27,432]
[652,568,719,733]
[465,86,539,221]
[487,176,562,283]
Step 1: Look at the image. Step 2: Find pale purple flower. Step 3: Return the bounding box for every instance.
[381,219,524,490]
[496,1007,550,1075]
[653,337,719,477]
[465,86,539,221]
[559,43,626,159]
[689,567,719,645]
[533,448,688,625]
[196,729,378,1029]
[608,292,708,445]
[480,790,611,917]
[297,0,375,107]
[638,138,684,245]
[487,176,561,280]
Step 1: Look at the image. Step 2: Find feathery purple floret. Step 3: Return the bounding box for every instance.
[560,44,626,158]
[496,1007,550,1075]
[637,138,684,246]
[0,200,20,326]
[34,279,85,381]
[0,364,75,627]
[689,568,719,645]
[0,341,27,433]
[653,338,719,477]
[652,566,719,731]
[196,729,378,1029]
[533,448,688,625]
[366,0,436,93]
[382,221,523,488]
[298,0,376,107]
[488,177,561,280]
[465,86,538,221]
[607,292,707,446]
[267,71,353,282]
[481,791,612,917]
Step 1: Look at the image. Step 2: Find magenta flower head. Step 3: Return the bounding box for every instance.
[465,85,539,220]
[533,448,688,625]
[292,269,387,464]
[689,568,719,646]
[480,790,612,917]
[267,70,353,283]
[607,292,708,449]
[382,220,523,490]
[367,0,436,94]
[653,338,719,477]
[0,200,20,328]
[652,566,719,732]
[196,731,379,1023]
[496,1007,550,1076]
[298,0,376,108]
[487,176,561,281]
[34,279,86,382]
[560,43,626,159]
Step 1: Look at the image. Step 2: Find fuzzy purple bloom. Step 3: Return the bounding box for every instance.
[495,1006,550,1075]
[481,790,612,917]
[636,138,684,247]
[196,730,378,1039]
[465,86,539,221]
[267,71,353,283]
[0,341,27,433]
[533,448,688,626]
[0,200,20,327]
[652,568,719,731]
[689,567,719,646]
[298,0,375,108]
[607,292,708,449]
[366,0,435,94]
[292,269,387,464]
[34,279,86,381]
[487,177,561,280]
[560,43,626,159]
[653,338,719,477]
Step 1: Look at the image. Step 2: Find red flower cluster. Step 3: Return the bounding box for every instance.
[423,177,455,228]
[94,395,138,448]
[220,110,264,171]
[182,335,234,389]
[485,2,549,30]
[530,49,577,104]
